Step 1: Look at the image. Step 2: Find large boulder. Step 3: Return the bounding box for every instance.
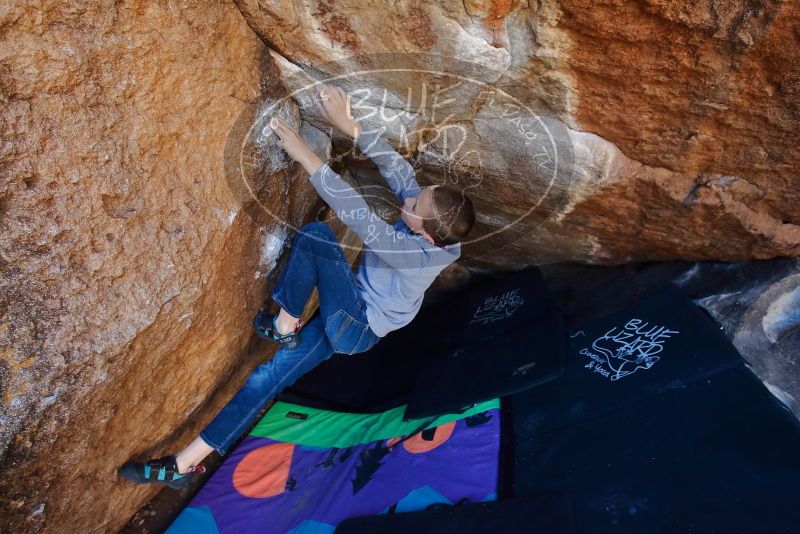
[235,0,799,263]
[0,2,326,532]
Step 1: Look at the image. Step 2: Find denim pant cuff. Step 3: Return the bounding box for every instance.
[271,290,303,319]
[198,430,226,456]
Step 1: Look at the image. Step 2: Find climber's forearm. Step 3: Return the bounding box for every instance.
[295,145,324,176]
[348,120,363,142]
[355,127,421,203]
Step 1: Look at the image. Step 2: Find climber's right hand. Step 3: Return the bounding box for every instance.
[315,83,362,140]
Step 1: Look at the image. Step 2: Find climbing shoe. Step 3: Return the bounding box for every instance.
[117,455,205,490]
[252,308,303,349]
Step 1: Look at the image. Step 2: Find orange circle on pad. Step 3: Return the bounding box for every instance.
[233,442,295,498]
[403,422,456,454]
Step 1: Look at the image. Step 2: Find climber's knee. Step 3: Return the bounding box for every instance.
[298,221,334,239]
[293,222,337,252]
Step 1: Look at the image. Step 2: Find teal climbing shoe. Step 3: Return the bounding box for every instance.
[252,308,303,349]
[118,455,205,490]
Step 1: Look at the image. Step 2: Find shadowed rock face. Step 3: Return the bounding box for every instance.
[0,1,798,532]
[690,262,800,417]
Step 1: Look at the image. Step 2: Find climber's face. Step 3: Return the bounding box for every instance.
[401,186,437,244]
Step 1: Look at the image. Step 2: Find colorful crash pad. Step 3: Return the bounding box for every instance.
[167,400,500,534]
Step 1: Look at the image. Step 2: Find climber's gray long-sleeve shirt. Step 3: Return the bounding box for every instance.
[308,127,461,338]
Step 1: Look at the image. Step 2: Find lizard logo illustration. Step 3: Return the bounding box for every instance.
[469,288,525,325]
[579,318,679,381]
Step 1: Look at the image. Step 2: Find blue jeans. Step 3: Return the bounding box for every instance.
[199,222,381,455]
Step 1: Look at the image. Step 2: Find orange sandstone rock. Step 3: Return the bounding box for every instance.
[0,2,323,532]
[235,0,799,263]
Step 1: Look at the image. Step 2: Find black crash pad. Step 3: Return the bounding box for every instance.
[277,295,447,412]
[445,267,550,349]
[335,493,576,534]
[280,268,554,413]
[512,365,800,531]
[513,285,743,437]
[405,309,567,419]
[511,285,800,531]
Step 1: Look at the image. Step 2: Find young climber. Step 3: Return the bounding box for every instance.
[118,83,476,488]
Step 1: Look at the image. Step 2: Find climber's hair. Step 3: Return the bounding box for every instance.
[422,184,476,246]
